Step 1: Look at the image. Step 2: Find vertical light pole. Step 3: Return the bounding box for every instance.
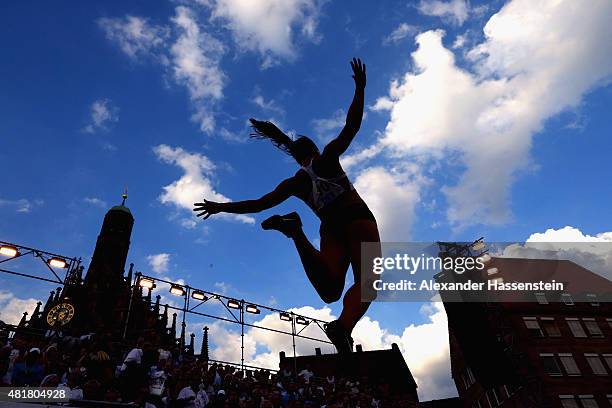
[240,299,245,373]
[182,287,190,353]
[291,313,297,375]
[123,272,139,340]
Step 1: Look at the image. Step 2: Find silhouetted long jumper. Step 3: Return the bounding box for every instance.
[194,58,381,353]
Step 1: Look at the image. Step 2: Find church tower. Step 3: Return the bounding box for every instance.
[84,192,134,293]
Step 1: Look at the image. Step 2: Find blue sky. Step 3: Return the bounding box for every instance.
[1,0,611,400]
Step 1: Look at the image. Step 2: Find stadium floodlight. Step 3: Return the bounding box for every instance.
[138,277,156,289]
[279,312,292,321]
[471,239,486,251]
[191,290,207,301]
[170,284,185,297]
[0,245,19,258]
[245,304,260,314]
[48,257,68,268]
[227,299,241,309]
[295,316,309,325]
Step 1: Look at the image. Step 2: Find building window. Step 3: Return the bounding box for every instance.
[535,292,548,304]
[566,318,587,338]
[472,401,482,408]
[582,318,604,338]
[559,395,579,408]
[541,317,561,337]
[606,395,612,406]
[558,354,581,376]
[524,317,544,337]
[461,373,469,390]
[487,389,502,406]
[466,367,476,384]
[606,318,612,329]
[504,384,518,397]
[561,293,574,305]
[586,294,599,306]
[584,354,608,376]
[578,395,599,408]
[540,353,562,376]
[603,354,612,372]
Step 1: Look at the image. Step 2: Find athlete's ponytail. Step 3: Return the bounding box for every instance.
[249,118,293,156]
[249,118,319,164]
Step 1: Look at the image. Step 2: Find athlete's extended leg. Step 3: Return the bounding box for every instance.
[338,219,381,333]
[262,212,349,303]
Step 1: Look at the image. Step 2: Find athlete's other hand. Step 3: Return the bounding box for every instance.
[351,58,366,89]
[193,199,223,219]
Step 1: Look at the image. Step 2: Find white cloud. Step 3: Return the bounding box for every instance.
[208,302,454,400]
[526,226,612,244]
[180,218,198,229]
[98,16,169,60]
[213,281,232,294]
[83,197,107,208]
[382,23,418,45]
[417,0,470,26]
[452,33,467,49]
[252,92,285,116]
[146,253,171,275]
[311,108,345,143]
[353,166,423,241]
[202,0,324,64]
[0,197,43,213]
[0,291,40,325]
[171,6,227,133]
[154,144,255,224]
[499,226,612,280]
[361,0,612,228]
[99,8,226,134]
[83,99,119,133]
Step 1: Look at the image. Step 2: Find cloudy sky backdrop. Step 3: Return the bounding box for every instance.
[1,0,611,400]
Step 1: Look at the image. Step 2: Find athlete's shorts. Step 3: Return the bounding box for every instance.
[319,202,376,236]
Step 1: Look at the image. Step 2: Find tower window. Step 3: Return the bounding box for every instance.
[582,318,603,338]
[565,318,587,338]
[558,354,581,376]
[586,294,599,306]
[541,318,561,337]
[561,293,574,305]
[523,317,544,337]
[603,354,612,372]
[540,354,562,376]
[584,354,608,376]
[578,395,599,408]
[535,292,548,304]
[559,395,579,408]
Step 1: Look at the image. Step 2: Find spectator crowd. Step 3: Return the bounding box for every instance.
[0,332,416,407]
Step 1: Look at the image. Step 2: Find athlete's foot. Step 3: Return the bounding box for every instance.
[324,320,354,354]
[261,212,302,238]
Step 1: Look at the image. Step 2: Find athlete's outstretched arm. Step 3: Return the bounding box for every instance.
[193,177,298,219]
[323,58,366,157]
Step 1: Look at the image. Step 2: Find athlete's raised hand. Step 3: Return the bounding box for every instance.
[350,58,366,89]
[193,199,223,219]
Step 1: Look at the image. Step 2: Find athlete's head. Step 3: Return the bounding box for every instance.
[249,118,320,166]
[291,135,319,165]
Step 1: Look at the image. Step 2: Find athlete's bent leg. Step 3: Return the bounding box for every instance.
[262,212,349,303]
[291,227,349,303]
